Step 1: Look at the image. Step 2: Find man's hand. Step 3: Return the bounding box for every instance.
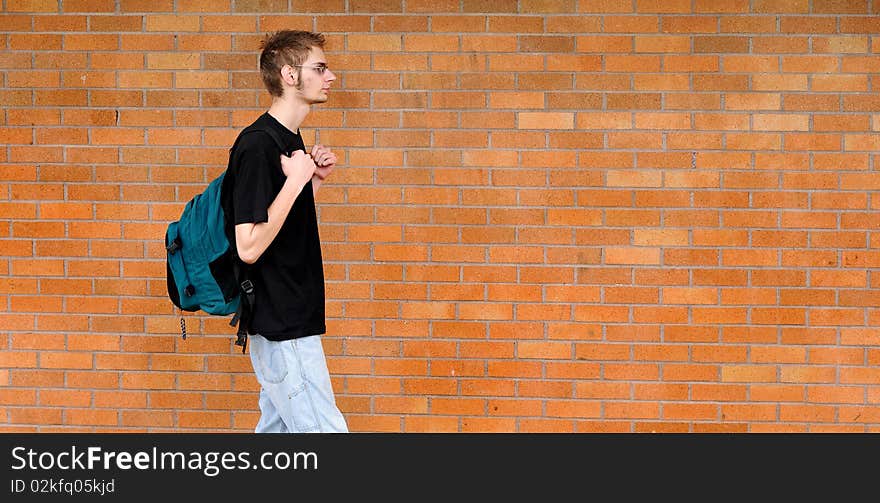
[310,144,337,180]
[280,150,316,188]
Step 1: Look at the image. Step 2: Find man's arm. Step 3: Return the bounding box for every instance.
[235,150,315,264]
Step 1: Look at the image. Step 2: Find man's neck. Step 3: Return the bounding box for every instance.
[267,97,310,134]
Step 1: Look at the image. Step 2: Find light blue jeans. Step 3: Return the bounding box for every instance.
[248,334,348,433]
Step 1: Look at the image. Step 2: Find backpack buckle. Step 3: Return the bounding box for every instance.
[234,332,248,353]
[166,237,182,255]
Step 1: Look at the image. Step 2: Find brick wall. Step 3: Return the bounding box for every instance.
[2,0,879,433]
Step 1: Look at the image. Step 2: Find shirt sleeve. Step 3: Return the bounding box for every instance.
[232,134,277,225]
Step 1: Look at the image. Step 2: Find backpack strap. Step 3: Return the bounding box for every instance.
[230,263,254,353]
[258,124,292,156]
[227,123,293,353]
[240,123,292,156]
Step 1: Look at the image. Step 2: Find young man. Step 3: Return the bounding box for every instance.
[221,30,347,433]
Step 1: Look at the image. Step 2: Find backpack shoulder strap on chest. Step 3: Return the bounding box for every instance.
[238,123,290,156]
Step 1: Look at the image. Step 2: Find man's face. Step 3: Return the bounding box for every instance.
[293,47,335,104]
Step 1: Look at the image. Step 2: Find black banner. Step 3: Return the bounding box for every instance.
[1,433,874,500]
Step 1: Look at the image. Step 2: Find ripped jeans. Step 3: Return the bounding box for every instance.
[248,334,348,433]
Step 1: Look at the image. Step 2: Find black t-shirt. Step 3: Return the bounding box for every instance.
[221,112,325,341]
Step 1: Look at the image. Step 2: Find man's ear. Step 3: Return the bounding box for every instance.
[281,65,297,87]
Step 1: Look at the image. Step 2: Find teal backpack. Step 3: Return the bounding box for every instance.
[164,124,287,353]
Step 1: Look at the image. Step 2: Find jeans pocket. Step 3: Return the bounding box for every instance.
[286,379,318,432]
[250,337,288,384]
